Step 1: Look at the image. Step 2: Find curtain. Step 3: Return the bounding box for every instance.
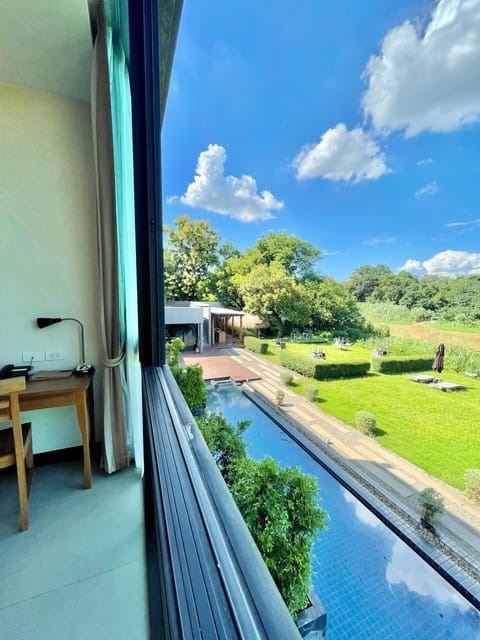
[92,4,142,473]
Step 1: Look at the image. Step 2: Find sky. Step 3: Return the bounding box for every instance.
[161,0,480,282]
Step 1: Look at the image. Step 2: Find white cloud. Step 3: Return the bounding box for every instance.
[415,182,439,196]
[386,540,471,612]
[342,490,381,529]
[320,249,339,256]
[400,250,480,276]
[446,218,480,227]
[179,144,284,222]
[417,158,433,165]
[293,123,390,183]
[362,0,480,137]
[362,237,394,246]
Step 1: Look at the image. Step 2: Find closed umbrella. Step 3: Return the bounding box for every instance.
[432,343,445,381]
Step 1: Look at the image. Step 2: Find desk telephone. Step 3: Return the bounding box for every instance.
[0,364,32,379]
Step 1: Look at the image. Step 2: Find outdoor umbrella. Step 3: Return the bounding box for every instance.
[432,343,445,377]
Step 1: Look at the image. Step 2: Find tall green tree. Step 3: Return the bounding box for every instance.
[237,262,310,337]
[346,264,392,301]
[254,230,321,279]
[306,277,365,333]
[164,215,220,301]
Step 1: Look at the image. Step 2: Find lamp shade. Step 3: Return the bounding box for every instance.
[36,317,63,329]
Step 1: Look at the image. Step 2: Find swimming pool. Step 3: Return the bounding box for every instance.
[207,382,480,640]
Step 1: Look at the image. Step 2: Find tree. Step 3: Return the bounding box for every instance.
[346,264,392,301]
[254,230,321,280]
[237,262,310,337]
[164,215,220,301]
[306,277,365,333]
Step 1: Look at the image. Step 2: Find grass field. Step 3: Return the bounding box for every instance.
[383,322,480,351]
[261,340,480,490]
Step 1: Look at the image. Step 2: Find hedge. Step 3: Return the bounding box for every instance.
[372,355,433,374]
[280,352,370,380]
[244,336,269,355]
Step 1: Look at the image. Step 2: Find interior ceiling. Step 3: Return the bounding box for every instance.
[0,0,95,102]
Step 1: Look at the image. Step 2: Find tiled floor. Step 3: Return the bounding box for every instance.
[0,459,148,639]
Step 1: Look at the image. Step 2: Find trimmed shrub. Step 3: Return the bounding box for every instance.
[418,487,444,523]
[464,469,480,504]
[280,351,370,380]
[372,355,432,374]
[304,384,318,402]
[280,371,294,385]
[244,336,269,354]
[177,364,207,411]
[355,411,376,435]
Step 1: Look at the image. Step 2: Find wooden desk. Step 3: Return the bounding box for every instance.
[19,373,94,489]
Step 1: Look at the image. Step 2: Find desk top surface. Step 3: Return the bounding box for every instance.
[22,372,94,396]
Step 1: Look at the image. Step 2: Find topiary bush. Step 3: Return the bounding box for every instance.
[464,469,480,504]
[418,487,444,523]
[372,355,432,374]
[231,456,328,615]
[280,371,294,385]
[244,336,269,354]
[304,384,318,402]
[177,364,207,412]
[355,411,377,436]
[280,352,370,380]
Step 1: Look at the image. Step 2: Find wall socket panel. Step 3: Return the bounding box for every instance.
[45,351,65,361]
[22,350,45,363]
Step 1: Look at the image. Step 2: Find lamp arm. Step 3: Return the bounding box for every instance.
[62,317,86,364]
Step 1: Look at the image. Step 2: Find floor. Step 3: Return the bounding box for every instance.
[0,459,148,640]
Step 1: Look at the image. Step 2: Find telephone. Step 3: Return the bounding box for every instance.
[0,364,32,379]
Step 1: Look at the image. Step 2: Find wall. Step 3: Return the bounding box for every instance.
[0,83,101,453]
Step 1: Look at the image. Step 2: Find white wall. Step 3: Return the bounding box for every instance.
[0,83,101,453]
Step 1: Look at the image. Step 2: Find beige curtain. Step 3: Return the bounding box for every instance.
[91,5,129,472]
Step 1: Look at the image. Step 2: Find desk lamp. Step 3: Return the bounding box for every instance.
[35,317,92,374]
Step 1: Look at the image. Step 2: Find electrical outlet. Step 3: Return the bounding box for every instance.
[22,350,45,363]
[45,351,65,361]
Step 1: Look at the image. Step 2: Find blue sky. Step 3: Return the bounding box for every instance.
[162,0,480,282]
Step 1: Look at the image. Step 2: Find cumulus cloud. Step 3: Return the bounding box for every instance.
[417,158,433,165]
[386,540,470,612]
[362,0,480,137]
[293,123,390,183]
[362,237,394,246]
[400,250,480,276]
[415,182,439,196]
[179,144,284,222]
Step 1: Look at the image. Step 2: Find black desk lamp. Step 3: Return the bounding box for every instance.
[36,317,92,373]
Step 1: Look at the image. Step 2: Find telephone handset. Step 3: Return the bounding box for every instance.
[0,364,32,379]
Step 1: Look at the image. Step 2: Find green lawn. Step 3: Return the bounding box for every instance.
[261,340,480,490]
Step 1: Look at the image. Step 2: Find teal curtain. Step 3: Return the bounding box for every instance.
[107,6,143,472]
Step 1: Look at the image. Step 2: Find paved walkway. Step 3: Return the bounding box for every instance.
[190,346,480,568]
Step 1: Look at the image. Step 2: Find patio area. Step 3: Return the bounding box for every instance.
[181,345,261,382]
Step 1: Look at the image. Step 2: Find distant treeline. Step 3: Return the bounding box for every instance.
[345,265,480,325]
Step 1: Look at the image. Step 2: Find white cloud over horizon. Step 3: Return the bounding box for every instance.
[362,0,480,137]
[415,182,439,196]
[417,158,433,166]
[400,250,480,277]
[177,144,284,222]
[293,123,391,183]
[362,237,394,246]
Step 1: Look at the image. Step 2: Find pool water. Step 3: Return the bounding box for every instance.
[207,382,480,640]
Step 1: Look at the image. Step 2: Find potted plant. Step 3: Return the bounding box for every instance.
[275,388,285,405]
[418,487,444,527]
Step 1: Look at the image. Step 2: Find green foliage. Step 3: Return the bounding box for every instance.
[166,337,185,367]
[304,384,318,402]
[280,371,294,385]
[244,336,269,354]
[275,388,285,402]
[164,215,220,301]
[280,351,370,380]
[231,456,328,614]
[355,411,376,435]
[444,346,480,375]
[237,262,310,337]
[464,469,480,504]
[418,488,444,521]
[358,302,412,324]
[177,365,207,410]
[372,355,433,374]
[196,412,250,487]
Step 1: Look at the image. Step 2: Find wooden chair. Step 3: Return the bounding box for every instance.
[0,377,33,530]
